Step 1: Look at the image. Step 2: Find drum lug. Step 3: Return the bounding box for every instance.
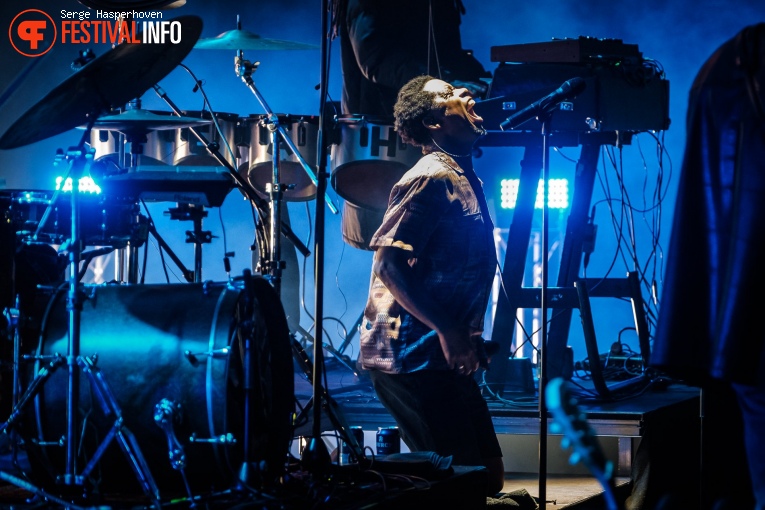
[183,347,230,367]
[188,432,237,444]
[30,436,66,448]
[264,182,296,193]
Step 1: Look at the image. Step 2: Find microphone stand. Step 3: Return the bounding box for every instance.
[501,110,552,510]
[301,0,332,472]
[537,113,551,510]
[501,81,586,510]
[506,111,553,510]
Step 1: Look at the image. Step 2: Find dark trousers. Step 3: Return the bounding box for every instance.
[369,369,502,465]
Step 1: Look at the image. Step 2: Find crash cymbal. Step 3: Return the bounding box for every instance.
[0,15,203,150]
[195,28,318,51]
[87,108,212,132]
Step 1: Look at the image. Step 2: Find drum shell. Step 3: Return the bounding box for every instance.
[29,283,244,492]
[330,115,421,212]
[244,114,318,201]
[174,110,245,168]
[341,201,385,251]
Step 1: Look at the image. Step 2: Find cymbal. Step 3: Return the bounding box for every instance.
[195,28,318,51]
[0,15,203,150]
[87,109,212,132]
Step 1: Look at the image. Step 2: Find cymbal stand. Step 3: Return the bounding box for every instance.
[121,130,149,284]
[152,84,311,261]
[0,131,160,507]
[60,139,88,486]
[166,203,211,283]
[234,52,335,293]
[107,105,149,284]
[151,84,310,493]
[2,297,23,467]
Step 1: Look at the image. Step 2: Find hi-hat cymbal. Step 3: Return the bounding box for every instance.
[0,15,203,150]
[87,109,212,132]
[195,28,318,51]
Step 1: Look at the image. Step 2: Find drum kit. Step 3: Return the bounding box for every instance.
[0,11,399,507]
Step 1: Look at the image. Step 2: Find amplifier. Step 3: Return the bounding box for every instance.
[481,60,670,133]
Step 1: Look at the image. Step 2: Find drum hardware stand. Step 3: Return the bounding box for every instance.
[233,50,337,284]
[237,270,261,489]
[153,398,196,505]
[2,296,28,471]
[166,203,213,283]
[141,218,195,283]
[292,324,358,376]
[0,132,161,508]
[290,337,364,461]
[76,355,160,506]
[105,99,152,284]
[335,311,364,359]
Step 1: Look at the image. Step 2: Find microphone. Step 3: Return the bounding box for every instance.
[499,77,587,131]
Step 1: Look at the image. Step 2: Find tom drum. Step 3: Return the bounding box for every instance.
[330,114,420,212]
[89,110,177,168]
[174,110,246,169]
[243,114,319,202]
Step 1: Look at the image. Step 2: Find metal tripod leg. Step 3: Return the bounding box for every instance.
[77,355,161,506]
[291,337,364,461]
[0,354,66,434]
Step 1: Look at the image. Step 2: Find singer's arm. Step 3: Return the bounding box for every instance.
[373,246,480,372]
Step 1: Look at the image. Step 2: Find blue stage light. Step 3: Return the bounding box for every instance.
[55,175,101,194]
[500,178,569,210]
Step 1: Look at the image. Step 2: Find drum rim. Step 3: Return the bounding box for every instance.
[179,109,241,121]
[333,113,395,124]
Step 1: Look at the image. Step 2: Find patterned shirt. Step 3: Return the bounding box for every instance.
[358,152,495,374]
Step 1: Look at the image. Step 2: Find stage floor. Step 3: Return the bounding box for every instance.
[0,357,699,509]
[299,357,700,439]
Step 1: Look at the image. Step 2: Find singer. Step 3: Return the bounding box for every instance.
[500,77,587,131]
[357,75,504,496]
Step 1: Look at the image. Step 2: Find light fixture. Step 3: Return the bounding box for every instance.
[500,178,569,210]
[55,175,102,194]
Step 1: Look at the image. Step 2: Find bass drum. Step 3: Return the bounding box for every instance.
[330,114,421,212]
[26,279,293,495]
